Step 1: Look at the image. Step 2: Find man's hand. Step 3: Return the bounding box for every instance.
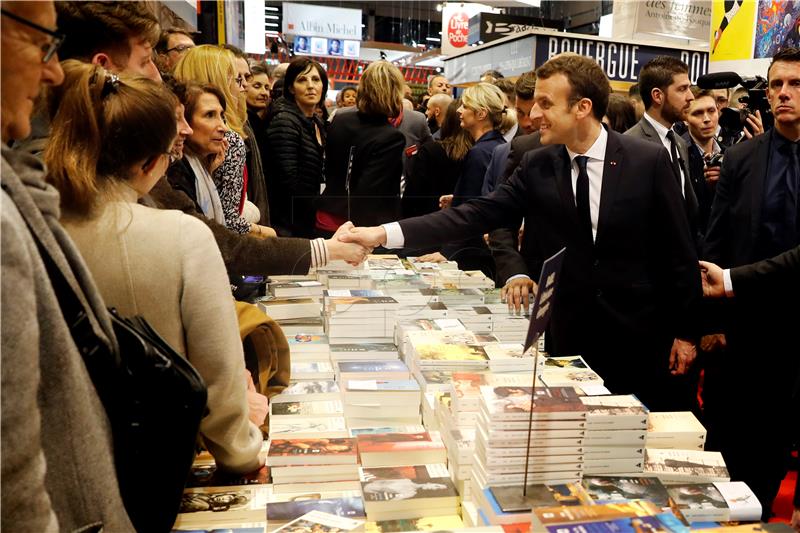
[704,165,721,185]
[332,221,355,240]
[326,237,369,266]
[338,225,387,249]
[743,109,764,139]
[699,260,726,298]
[669,338,697,375]
[501,277,537,314]
[439,194,453,209]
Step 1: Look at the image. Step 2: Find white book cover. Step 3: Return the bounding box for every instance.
[273,510,363,533]
[714,481,762,521]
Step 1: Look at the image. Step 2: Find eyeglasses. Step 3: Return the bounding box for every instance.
[235,75,245,88]
[166,44,194,54]
[1,9,65,63]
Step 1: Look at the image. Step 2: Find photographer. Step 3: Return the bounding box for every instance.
[683,87,724,234]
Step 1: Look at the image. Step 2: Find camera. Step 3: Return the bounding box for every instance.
[705,152,724,168]
[697,71,774,143]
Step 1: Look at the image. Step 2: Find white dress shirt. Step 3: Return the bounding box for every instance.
[382,127,609,262]
[643,112,687,198]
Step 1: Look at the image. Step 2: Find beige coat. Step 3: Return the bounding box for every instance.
[64,188,263,473]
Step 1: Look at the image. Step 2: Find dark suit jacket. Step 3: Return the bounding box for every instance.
[401,140,462,219]
[397,129,701,359]
[681,132,718,235]
[318,111,406,227]
[397,109,433,180]
[625,117,700,244]
[488,132,543,283]
[730,245,800,299]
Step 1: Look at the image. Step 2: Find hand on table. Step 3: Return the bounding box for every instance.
[501,277,537,314]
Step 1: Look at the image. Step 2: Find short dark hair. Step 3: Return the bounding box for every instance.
[628,83,641,99]
[481,69,504,81]
[604,94,637,133]
[536,54,611,121]
[56,1,160,65]
[493,78,515,101]
[249,62,270,78]
[514,71,536,100]
[156,28,194,54]
[768,47,800,80]
[162,73,189,105]
[283,57,328,105]
[638,56,689,109]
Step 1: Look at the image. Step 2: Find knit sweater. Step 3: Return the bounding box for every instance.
[63,188,263,474]
[1,147,134,532]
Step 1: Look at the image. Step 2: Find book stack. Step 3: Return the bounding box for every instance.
[540,355,605,391]
[642,448,730,484]
[356,431,447,468]
[472,386,587,490]
[364,514,464,533]
[272,510,363,533]
[529,499,687,532]
[342,379,422,426]
[483,343,539,373]
[580,476,671,509]
[432,269,495,290]
[366,254,406,271]
[666,481,761,523]
[324,290,400,344]
[324,271,373,289]
[580,395,649,475]
[647,411,707,450]
[406,256,459,273]
[271,380,341,403]
[330,342,399,362]
[290,360,335,381]
[405,330,498,373]
[269,399,344,428]
[266,490,366,527]
[473,482,590,526]
[487,313,532,344]
[336,360,411,383]
[269,280,324,299]
[286,333,331,361]
[267,438,360,493]
[360,464,460,520]
[395,318,466,359]
[418,288,486,306]
[447,305,494,334]
[257,297,321,321]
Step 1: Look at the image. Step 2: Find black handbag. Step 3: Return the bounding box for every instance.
[18,213,207,532]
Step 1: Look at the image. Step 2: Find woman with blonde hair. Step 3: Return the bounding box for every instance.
[316,61,406,232]
[172,45,270,235]
[46,61,264,476]
[445,82,511,278]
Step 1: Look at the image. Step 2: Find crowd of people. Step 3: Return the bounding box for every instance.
[1,0,798,531]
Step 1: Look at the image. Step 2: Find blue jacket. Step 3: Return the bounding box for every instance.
[452,130,505,206]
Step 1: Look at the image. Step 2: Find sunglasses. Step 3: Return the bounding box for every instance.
[1,9,65,63]
[166,44,194,54]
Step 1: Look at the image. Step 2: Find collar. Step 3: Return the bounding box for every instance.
[689,132,721,155]
[772,127,799,152]
[476,129,505,144]
[643,111,672,143]
[566,125,607,163]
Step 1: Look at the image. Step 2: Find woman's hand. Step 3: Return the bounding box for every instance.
[208,138,229,174]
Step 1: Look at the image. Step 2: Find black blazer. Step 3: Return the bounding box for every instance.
[318,110,406,227]
[489,132,543,283]
[730,245,800,299]
[401,140,462,219]
[625,117,701,246]
[705,130,777,267]
[397,129,701,357]
[681,133,717,236]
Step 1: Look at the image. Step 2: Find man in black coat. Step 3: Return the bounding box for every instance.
[341,54,701,411]
[702,47,800,519]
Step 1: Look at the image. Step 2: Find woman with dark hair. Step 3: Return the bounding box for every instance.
[46,61,264,475]
[265,57,328,237]
[402,99,474,218]
[603,93,637,134]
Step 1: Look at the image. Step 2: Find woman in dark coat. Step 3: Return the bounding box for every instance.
[402,98,474,219]
[316,61,406,234]
[265,57,327,238]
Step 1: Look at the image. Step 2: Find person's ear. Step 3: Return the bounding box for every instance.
[141,154,163,176]
[575,98,593,120]
[651,87,664,107]
[91,52,115,70]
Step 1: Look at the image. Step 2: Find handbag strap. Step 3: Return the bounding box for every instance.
[1,182,111,363]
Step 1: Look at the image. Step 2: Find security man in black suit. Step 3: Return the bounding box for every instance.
[703,47,800,518]
[340,54,702,412]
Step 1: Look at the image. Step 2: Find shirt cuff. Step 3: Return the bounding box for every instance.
[505,274,531,285]
[723,268,734,298]
[309,238,328,269]
[382,222,404,249]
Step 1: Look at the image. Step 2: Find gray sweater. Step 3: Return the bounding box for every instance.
[1,147,134,532]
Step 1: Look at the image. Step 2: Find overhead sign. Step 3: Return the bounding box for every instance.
[445,35,536,84]
[293,37,360,59]
[534,34,708,84]
[282,2,362,41]
[633,0,712,43]
[468,12,539,45]
[441,2,496,56]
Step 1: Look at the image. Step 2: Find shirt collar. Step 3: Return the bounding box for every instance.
[566,125,608,163]
[643,111,672,143]
[689,132,721,156]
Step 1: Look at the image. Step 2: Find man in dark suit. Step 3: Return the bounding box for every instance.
[702,47,800,518]
[341,54,701,411]
[699,246,800,299]
[625,56,700,247]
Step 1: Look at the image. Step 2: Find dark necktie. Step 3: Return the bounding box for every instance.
[787,142,799,239]
[665,130,683,189]
[575,155,591,240]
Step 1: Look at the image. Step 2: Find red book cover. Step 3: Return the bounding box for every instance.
[356,432,442,454]
[268,438,356,458]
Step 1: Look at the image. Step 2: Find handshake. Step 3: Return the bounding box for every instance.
[325,222,389,266]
